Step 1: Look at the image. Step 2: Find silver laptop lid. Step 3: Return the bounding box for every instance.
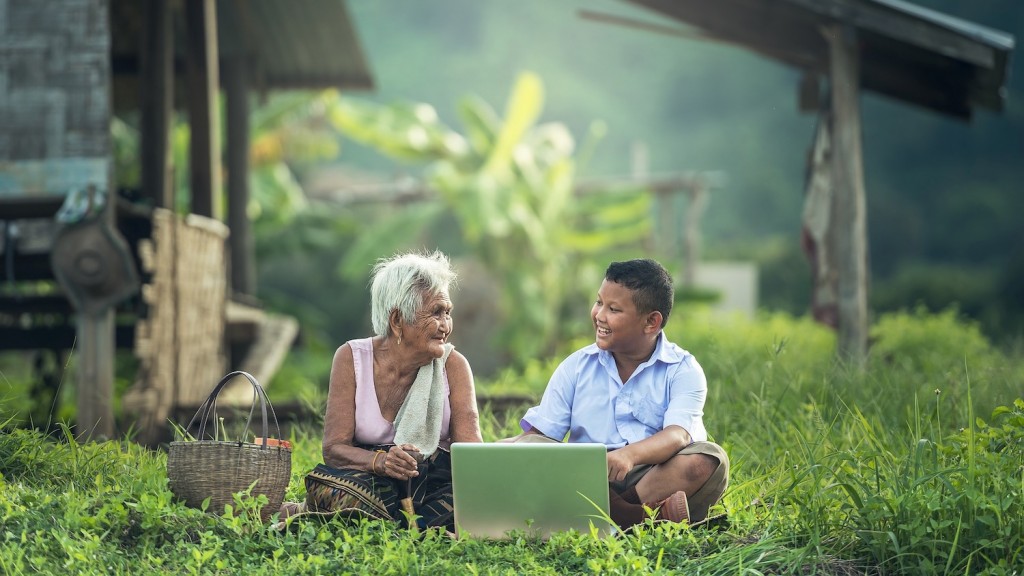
[450,442,613,539]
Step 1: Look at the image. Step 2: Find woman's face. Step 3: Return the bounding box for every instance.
[405,290,454,359]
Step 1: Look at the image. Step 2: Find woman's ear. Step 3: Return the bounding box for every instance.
[388,309,404,336]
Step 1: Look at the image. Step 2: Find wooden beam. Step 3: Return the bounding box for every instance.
[185,0,222,219]
[0,295,72,313]
[785,0,999,69]
[140,0,175,209]
[625,0,1011,115]
[0,325,135,350]
[0,197,64,218]
[0,254,55,282]
[225,58,255,296]
[826,24,868,363]
[859,38,974,119]
[625,0,827,70]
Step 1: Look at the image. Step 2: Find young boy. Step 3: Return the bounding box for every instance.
[504,258,729,527]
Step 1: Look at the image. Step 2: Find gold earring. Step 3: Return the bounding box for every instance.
[397,335,402,346]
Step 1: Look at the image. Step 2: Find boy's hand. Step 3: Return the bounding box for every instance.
[607,448,635,482]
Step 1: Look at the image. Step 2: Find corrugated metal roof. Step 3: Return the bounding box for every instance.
[870,0,1014,50]
[110,0,373,108]
[216,0,373,91]
[625,0,1014,119]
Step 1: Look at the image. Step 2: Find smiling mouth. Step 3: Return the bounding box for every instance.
[596,327,611,337]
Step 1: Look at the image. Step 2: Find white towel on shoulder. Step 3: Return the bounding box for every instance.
[393,343,453,458]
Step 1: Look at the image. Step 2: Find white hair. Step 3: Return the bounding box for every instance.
[369,250,457,337]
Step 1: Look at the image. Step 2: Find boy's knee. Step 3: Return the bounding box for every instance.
[672,453,718,486]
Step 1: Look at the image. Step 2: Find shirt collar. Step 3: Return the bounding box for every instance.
[584,331,686,366]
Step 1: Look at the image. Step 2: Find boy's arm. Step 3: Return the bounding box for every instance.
[496,428,549,443]
[661,356,709,443]
[498,353,578,442]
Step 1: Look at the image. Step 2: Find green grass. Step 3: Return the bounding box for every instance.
[1,308,1022,575]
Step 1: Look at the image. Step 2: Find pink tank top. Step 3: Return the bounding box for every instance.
[350,337,452,450]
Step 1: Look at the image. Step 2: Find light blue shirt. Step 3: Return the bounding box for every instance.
[521,332,708,449]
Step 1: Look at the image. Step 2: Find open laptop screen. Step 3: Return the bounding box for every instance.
[450,442,613,539]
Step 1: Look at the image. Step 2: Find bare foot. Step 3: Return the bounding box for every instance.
[279,501,306,519]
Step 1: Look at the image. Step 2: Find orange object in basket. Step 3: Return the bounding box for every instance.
[254,437,292,450]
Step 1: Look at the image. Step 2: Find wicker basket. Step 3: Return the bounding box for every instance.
[167,371,292,522]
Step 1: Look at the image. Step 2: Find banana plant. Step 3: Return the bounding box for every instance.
[326,72,651,365]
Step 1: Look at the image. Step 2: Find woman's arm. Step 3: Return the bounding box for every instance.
[445,349,483,443]
[321,343,381,472]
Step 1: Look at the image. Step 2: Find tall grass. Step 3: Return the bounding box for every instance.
[1,308,1022,574]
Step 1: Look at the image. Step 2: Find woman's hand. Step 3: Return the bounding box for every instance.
[382,443,421,479]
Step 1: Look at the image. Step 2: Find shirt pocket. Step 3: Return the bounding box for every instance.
[631,397,666,432]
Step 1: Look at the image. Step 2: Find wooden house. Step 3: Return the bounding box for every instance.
[0,0,373,442]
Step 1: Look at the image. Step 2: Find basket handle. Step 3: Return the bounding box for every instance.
[184,370,282,448]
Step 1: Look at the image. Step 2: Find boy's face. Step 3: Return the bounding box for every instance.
[591,279,658,354]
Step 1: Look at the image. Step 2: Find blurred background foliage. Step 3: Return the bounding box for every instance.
[329,0,1023,343]
[326,72,653,365]
[267,1,1019,379]
[100,0,1022,401]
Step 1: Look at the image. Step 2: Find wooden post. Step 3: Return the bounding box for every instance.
[78,178,117,442]
[140,0,174,210]
[826,25,869,363]
[682,182,708,289]
[185,0,222,219]
[225,59,255,296]
[76,308,116,440]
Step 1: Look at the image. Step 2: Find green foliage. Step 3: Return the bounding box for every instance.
[111,116,140,190]
[346,0,1024,346]
[478,355,569,399]
[871,264,1007,339]
[3,310,1023,574]
[324,73,652,367]
[865,306,1018,429]
[762,399,1024,574]
[869,306,998,373]
[0,354,36,428]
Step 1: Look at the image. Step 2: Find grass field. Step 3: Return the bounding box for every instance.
[1,307,1022,574]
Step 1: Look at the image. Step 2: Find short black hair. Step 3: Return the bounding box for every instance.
[604,259,674,328]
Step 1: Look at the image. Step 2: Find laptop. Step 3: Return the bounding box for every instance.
[450,442,614,539]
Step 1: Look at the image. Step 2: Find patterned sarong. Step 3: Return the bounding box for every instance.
[304,444,455,530]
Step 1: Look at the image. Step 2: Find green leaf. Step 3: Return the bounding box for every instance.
[457,95,501,158]
[483,71,544,180]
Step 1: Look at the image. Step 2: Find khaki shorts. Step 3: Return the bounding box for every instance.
[514,433,730,522]
[611,441,729,522]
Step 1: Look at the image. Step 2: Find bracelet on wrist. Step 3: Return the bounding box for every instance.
[371,449,386,474]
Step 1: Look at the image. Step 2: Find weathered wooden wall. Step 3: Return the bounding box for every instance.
[0,0,118,439]
[124,208,229,445]
[0,0,110,194]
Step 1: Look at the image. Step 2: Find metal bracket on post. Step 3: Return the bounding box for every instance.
[50,186,141,440]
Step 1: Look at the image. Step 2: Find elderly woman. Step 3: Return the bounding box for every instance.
[286,251,482,531]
